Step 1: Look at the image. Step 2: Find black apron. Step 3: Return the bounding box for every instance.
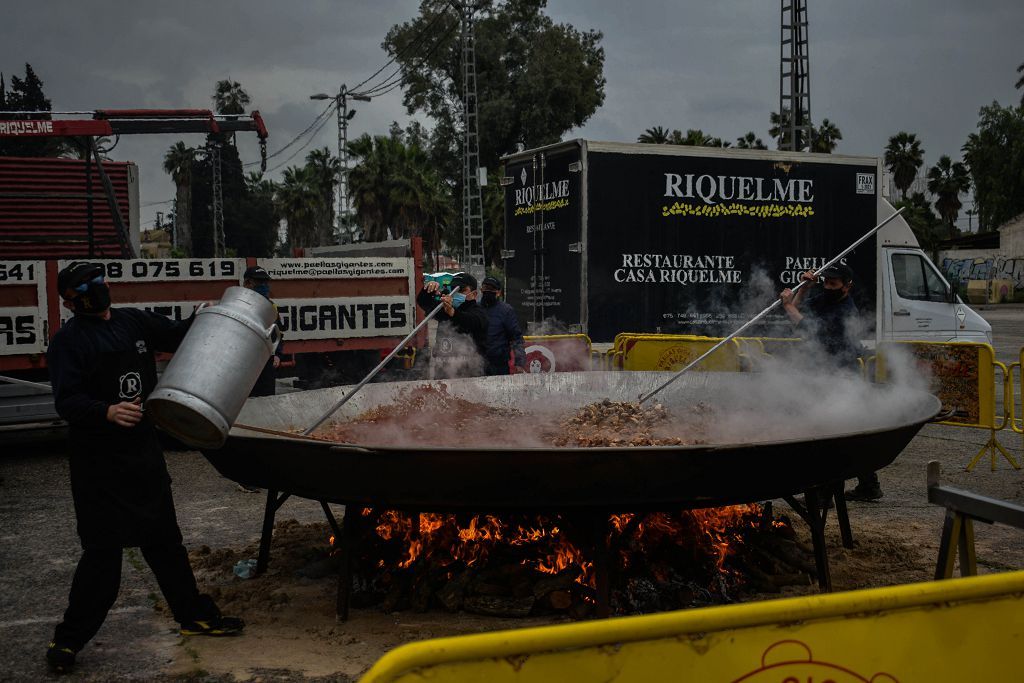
[67,319,182,548]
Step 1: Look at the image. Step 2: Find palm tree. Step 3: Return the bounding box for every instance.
[275,166,321,250]
[811,118,842,153]
[305,147,341,245]
[213,79,250,115]
[347,133,455,252]
[927,155,971,239]
[163,142,195,255]
[213,79,250,148]
[735,132,767,149]
[679,129,714,146]
[884,132,925,200]
[769,110,811,150]
[638,126,671,144]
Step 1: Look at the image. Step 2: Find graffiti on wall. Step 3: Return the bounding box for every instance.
[942,256,1024,292]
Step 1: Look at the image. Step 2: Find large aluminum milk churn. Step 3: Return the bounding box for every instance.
[147,286,280,448]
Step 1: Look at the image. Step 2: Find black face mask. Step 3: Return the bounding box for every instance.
[481,291,499,307]
[821,287,845,304]
[73,283,111,314]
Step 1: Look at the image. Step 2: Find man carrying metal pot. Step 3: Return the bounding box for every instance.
[479,275,526,375]
[243,265,285,397]
[780,263,882,501]
[44,262,243,675]
[417,271,489,378]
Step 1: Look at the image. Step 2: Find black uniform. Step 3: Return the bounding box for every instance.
[416,289,489,378]
[797,291,863,370]
[482,299,526,375]
[48,308,218,650]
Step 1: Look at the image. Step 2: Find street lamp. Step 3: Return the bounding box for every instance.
[310,84,372,243]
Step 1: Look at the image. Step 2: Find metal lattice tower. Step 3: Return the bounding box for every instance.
[210,142,225,257]
[459,2,485,284]
[780,0,813,151]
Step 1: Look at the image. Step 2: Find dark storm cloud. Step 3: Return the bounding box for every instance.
[2,1,1021,231]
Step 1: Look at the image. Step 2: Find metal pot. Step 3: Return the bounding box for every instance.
[147,286,279,448]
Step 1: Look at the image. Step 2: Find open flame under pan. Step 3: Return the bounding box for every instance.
[202,372,940,511]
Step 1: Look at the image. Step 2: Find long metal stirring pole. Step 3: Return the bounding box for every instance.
[638,207,906,405]
[0,375,52,391]
[304,302,445,435]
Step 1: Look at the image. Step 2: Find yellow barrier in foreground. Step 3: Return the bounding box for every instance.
[361,571,1024,683]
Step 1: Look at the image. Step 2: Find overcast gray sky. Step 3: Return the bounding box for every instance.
[2,1,1021,234]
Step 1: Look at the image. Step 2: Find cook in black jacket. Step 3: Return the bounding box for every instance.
[780,263,880,501]
[416,272,488,378]
[479,276,526,375]
[44,262,243,675]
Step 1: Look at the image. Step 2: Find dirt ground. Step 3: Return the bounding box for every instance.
[2,418,1023,682]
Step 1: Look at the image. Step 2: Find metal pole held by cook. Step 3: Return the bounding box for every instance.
[303,302,445,435]
[638,207,906,405]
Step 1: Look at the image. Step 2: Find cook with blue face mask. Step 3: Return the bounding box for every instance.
[417,272,491,379]
[242,265,285,397]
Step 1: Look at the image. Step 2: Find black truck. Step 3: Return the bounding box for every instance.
[500,139,989,344]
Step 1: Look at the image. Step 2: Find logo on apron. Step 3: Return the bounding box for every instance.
[119,371,142,400]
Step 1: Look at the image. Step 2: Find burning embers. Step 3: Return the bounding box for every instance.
[312,385,711,448]
[338,505,810,617]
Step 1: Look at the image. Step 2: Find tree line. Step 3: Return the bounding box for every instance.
[639,61,1024,253]
[3,32,1023,265]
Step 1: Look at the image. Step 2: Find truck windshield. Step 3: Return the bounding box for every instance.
[892,253,949,302]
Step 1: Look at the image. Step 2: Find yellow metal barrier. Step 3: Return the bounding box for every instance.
[361,571,1024,683]
[620,335,745,372]
[521,334,592,373]
[876,341,1017,471]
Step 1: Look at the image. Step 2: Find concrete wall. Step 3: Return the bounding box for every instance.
[939,215,1024,299]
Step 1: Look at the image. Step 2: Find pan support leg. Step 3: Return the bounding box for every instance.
[335,505,359,621]
[783,482,853,593]
[832,482,854,549]
[591,513,611,618]
[562,512,612,617]
[256,490,291,575]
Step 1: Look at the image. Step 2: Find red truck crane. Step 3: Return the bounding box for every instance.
[0,108,269,259]
[0,110,428,434]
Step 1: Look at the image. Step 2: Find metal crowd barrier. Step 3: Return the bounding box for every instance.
[876,341,1017,471]
[520,334,593,373]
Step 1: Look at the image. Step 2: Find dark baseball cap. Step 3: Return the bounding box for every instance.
[57,262,104,298]
[482,275,503,291]
[820,263,854,284]
[449,272,477,290]
[243,265,271,281]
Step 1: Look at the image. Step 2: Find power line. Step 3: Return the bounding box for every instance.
[243,101,336,168]
[264,107,338,175]
[358,21,460,99]
[349,0,452,96]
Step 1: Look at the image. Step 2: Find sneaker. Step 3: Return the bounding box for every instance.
[180,615,245,637]
[845,484,883,501]
[45,641,77,674]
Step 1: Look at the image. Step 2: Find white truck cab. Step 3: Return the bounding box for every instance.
[876,196,992,344]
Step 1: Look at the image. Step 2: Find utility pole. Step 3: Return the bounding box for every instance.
[780,0,813,152]
[456,0,486,285]
[209,141,225,256]
[311,85,371,243]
